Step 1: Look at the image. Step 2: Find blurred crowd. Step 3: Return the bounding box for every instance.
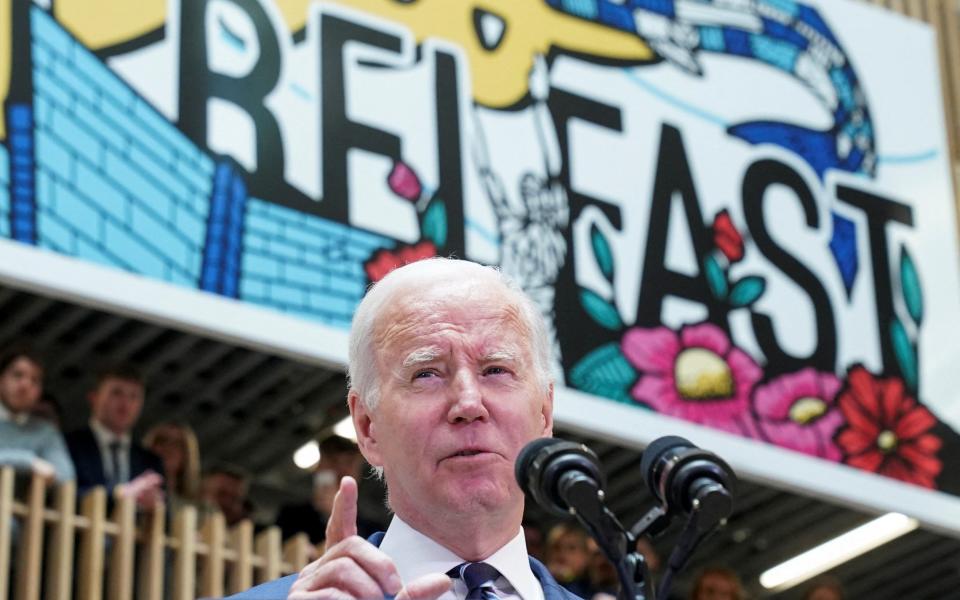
[0,343,848,599]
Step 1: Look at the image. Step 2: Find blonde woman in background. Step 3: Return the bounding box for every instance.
[143,421,201,512]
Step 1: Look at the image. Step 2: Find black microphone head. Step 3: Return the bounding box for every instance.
[515,437,604,517]
[641,436,736,522]
[515,437,562,493]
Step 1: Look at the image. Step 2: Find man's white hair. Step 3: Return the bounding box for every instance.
[347,257,553,411]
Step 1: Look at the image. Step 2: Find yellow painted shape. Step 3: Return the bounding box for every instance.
[54,0,165,50]
[50,0,654,108]
[0,0,10,139]
[674,348,734,400]
[311,0,655,107]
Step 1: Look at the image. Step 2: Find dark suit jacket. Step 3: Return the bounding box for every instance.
[227,531,583,599]
[65,425,164,503]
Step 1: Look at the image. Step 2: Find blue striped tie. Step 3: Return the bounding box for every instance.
[450,562,500,600]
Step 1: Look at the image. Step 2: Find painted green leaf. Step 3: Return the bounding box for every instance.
[591,224,614,281]
[900,246,923,325]
[421,200,448,248]
[704,254,728,299]
[568,343,638,405]
[890,317,918,392]
[579,288,623,330]
[728,276,766,307]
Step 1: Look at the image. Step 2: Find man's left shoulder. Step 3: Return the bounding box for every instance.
[528,556,586,600]
[225,573,297,599]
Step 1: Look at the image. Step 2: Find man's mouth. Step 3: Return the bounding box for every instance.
[452,450,484,457]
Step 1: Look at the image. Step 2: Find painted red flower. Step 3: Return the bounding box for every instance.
[712,209,744,262]
[364,241,436,283]
[387,161,422,202]
[836,366,942,488]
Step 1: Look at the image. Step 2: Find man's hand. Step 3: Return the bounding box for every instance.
[288,476,452,600]
[117,470,165,509]
[31,457,56,482]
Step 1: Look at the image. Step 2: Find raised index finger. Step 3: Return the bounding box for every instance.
[324,475,358,551]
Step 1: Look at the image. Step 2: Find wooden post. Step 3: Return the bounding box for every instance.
[15,471,47,600]
[45,480,76,600]
[282,533,311,574]
[228,520,253,594]
[107,495,136,600]
[77,488,107,600]
[171,505,197,600]
[254,527,282,584]
[199,512,226,598]
[136,503,166,600]
[0,467,14,600]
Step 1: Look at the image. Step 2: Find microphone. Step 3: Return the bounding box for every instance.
[640,436,736,527]
[515,437,606,518]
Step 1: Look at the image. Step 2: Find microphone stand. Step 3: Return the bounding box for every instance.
[561,473,657,600]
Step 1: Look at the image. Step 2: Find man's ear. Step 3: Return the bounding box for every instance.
[348,390,383,468]
[541,382,554,436]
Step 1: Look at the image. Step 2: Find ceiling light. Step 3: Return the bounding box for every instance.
[333,415,357,442]
[759,512,918,592]
[293,440,320,470]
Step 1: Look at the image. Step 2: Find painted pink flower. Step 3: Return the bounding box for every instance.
[621,322,762,437]
[753,368,844,461]
[387,161,422,202]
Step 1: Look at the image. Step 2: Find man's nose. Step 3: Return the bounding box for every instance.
[447,369,488,423]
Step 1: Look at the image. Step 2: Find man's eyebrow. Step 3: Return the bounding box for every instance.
[483,349,520,363]
[402,347,444,368]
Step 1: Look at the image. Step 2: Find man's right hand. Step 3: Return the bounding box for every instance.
[117,470,164,509]
[288,476,452,600]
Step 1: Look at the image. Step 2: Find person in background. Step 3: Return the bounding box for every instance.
[0,345,74,483]
[690,566,743,600]
[65,363,164,509]
[143,421,201,512]
[801,575,844,600]
[275,435,376,556]
[201,465,249,527]
[545,522,594,597]
[523,519,545,562]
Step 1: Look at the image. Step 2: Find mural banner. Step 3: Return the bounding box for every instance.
[1,0,959,530]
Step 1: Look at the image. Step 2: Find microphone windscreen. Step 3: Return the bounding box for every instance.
[640,435,695,483]
[514,437,562,492]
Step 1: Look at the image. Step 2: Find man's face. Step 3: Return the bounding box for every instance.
[89,377,144,436]
[353,279,553,525]
[0,357,42,414]
[204,473,247,524]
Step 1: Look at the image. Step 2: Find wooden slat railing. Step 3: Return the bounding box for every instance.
[0,467,310,600]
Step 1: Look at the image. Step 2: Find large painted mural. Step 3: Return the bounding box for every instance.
[1,0,959,506]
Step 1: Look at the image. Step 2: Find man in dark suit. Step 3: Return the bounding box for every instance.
[232,258,580,600]
[66,363,164,510]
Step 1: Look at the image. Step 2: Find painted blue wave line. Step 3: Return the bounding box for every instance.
[465,218,500,245]
[621,68,729,128]
[876,149,939,165]
[288,82,314,101]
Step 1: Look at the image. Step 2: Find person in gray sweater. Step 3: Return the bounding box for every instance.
[0,345,74,483]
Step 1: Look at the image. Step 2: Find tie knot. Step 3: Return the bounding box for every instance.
[449,562,500,597]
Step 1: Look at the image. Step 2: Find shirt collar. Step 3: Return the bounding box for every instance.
[89,418,131,447]
[380,515,543,600]
[0,400,30,426]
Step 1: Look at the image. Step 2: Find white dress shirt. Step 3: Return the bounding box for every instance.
[89,418,131,484]
[0,400,29,425]
[379,515,546,600]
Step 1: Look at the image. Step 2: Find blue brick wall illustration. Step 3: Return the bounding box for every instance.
[242,199,393,328]
[30,8,212,284]
[0,145,9,238]
[16,6,396,330]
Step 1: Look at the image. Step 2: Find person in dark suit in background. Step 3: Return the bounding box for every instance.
[232,258,579,600]
[66,363,164,510]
